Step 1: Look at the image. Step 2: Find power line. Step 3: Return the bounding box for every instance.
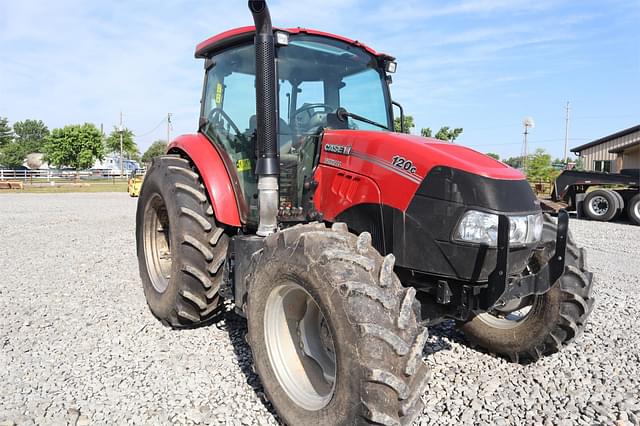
[572,114,638,120]
[132,117,168,138]
[465,137,589,148]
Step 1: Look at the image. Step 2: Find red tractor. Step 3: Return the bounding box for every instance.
[136,1,595,424]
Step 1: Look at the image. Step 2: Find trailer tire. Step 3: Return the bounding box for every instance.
[460,214,595,363]
[611,190,624,219]
[246,223,429,425]
[583,189,618,221]
[627,194,640,225]
[136,155,229,327]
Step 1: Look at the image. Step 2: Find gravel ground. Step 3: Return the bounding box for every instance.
[0,192,638,426]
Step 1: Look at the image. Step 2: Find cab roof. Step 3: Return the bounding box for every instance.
[195,26,393,60]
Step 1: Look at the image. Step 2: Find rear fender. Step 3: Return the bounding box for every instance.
[168,133,242,227]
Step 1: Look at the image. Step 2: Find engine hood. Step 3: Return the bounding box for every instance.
[321,129,524,181]
[316,129,528,216]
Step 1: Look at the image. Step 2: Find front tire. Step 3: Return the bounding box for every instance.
[136,155,229,327]
[460,214,595,363]
[246,223,429,425]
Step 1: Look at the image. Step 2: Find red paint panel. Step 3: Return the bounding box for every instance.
[195,26,255,57]
[314,165,381,221]
[168,134,241,227]
[318,130,526,215]
[195,26,389,59]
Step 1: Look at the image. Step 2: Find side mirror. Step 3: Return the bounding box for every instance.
[392,101,405,133]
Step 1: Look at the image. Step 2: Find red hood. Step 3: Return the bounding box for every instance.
[315,130,526,218]
[321,130,524,181]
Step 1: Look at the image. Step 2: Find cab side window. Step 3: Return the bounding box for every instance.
[202,44,259,222]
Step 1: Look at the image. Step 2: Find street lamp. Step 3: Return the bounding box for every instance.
[522,117,535,173]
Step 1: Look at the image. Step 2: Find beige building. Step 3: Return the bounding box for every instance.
[571,124,640,173]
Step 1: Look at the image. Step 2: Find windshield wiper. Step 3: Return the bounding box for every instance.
[335,107,389,131]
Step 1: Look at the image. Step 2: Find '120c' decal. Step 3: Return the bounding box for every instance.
[391,155,417,174]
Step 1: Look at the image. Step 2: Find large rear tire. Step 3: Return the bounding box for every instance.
[136,155,229,327]
[246,223,429,425]
[459,214,595,363]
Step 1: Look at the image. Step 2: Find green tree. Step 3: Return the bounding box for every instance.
[0,117,13,148]
[526,148,559,182]
[0,142,26,168]
[0,119,51,167]
[141,140,168,164]
[394,115,415,134]
[105,126,140,160]
[44,123,105,170]
[504,156,523,169]
[573,157,585,170]
[486,152,500,160]
[434,126,463,143]
[13,119,49,154]
[420,126,463,142]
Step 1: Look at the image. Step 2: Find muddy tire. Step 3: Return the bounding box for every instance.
[245,223,429,425]
[460,214,595,363]
[136,155,229,327]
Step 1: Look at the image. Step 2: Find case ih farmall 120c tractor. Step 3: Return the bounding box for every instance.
[136,1,595,424]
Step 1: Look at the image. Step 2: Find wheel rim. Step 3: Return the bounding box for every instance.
[588,195,609,216]
[634,200,640,219]
[476,296,535,330]
[143,194,172,293]
[264,283,336,411]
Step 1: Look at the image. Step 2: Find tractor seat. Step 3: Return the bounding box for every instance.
[248,115,293,154]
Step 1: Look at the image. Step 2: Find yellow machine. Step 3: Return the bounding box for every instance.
[128,170,144,197]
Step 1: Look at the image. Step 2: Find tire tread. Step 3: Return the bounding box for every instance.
[247,223,429,425]
[138,155,229,327]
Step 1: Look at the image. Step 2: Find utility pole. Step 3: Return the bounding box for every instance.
[563,101,571,166]
[523,127,529,172]
[167,113,172,143]
[119,111,124,177]
[522,117,535,174]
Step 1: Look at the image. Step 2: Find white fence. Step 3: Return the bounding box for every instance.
[0,169,141,182]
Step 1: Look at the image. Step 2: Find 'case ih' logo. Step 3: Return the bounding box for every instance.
[324,144,352,155]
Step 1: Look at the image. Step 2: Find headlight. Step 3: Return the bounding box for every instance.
[454,210,543,246]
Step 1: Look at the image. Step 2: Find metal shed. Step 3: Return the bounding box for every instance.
[571,124,640,172]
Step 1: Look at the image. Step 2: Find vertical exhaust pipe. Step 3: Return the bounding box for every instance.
[249,0,279,236]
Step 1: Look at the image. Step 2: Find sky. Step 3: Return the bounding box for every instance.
[1,0,639,160]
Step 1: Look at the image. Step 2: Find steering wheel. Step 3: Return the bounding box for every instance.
[292,103,333,130]
[206,107,249,150]
[207,108,245,137]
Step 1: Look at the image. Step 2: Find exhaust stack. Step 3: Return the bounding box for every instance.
[249,0,279,236]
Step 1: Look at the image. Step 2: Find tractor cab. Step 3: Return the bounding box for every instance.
[197,29,396,224]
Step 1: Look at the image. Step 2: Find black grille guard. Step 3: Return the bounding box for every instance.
[480,210,569,310]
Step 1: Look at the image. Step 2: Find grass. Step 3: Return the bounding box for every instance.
[0,181,129,194]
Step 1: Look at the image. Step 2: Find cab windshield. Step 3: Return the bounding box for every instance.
[277,34,392,133]
[201,34,392,224]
